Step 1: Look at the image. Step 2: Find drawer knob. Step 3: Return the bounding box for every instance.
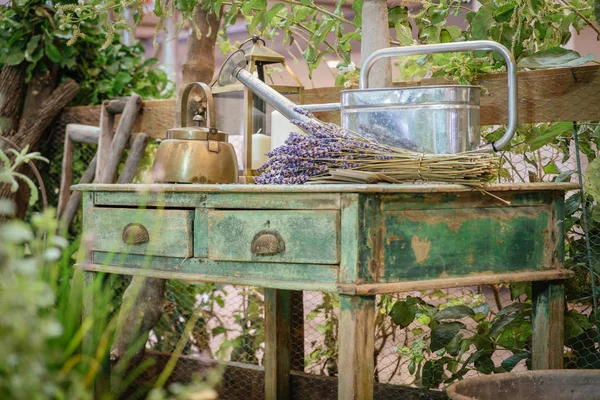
[251,230,285,256]
[122,223,149,245]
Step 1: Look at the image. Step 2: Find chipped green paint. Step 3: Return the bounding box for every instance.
[339,194,360,283]
[85,207,193,258]
[91,252,339,285]
[207,210,340,265]
[382,207,552,281]
[194,208,208,258]
[93,191,340,210]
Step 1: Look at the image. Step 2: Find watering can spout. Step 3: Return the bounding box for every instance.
[217,49,315,124]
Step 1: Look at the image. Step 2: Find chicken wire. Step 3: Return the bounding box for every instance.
[36,106,600,398]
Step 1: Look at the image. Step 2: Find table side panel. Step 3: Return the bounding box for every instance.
[382,205,555,281]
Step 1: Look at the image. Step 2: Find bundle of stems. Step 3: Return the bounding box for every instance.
[255,108,498,186]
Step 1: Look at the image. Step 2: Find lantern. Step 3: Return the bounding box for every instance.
[212,36,304,183]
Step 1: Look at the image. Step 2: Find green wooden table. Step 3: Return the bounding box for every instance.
[75,182,577,399]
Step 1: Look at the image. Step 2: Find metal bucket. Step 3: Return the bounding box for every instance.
[446,370,600,400]
[338,41,518,154]
[340,85,480,153]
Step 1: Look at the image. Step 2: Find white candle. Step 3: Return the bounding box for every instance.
[252,133,271,170]
[270,110,303,151]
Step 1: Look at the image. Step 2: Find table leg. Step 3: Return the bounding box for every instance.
[264,288,291,399]
[532,280,565,369]
[338,295,376,400]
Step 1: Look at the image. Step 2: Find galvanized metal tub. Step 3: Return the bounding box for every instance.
[446,370,600,400]
[340,85,480,153]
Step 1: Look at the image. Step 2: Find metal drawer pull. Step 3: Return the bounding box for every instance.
[251,230,285,256]
[122,223,149,245]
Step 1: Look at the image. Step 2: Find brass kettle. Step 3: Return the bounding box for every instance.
[152,82,239,184]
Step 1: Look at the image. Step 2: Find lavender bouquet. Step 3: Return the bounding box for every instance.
[255,108,498,186]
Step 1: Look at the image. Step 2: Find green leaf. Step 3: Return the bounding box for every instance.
[430,322,465,351]
[527,122,572,150]
[112,72,132,94]
[500,352,529,372]
[585,157,600,200]
[395,22,414,46]
[440,29,452,43]
[435,305,475,321]
[429,6,448,25]
[422,360,445,389]
[45,42,61,63]
[493,1,517,23]
[445,333,463,356]
[351,0,362,28]
[474,355,495,374]
[25,35,40,61]
[391,300,417,328]
[6,50,25,66]
[497,302,531,316]
[262,3,285,26]
[564,193,581,217]
[554,170,575,183]
[518,47,595,70]
[596,0,600,25]
[542,161,560,175]
[471,5,494,40]
[388,6,408,27]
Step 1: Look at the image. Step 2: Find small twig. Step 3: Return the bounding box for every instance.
[558,0,600,37]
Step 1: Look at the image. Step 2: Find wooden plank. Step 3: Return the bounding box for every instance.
[337,269,574,295]
[339,194,360,283]
[532,281,565,369]
[381,206,555,282]
[264,288,291,400]
[380,190,556,211]
[85,208,193,258]
[77,262,338,292]
[85,254,339,287]
[95,103,115,180]
[338,295,376,400]
[100,94,142,183]
[91,191,341,210]
[194,208,209,258]
[55,65,600,139]
[73,182,581,194]
[207,210,340,265]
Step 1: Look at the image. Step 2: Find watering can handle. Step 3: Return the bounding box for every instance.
[360,40,517,152]
[180,82,216,129]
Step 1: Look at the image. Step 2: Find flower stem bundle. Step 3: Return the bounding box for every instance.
[255,108,498,185]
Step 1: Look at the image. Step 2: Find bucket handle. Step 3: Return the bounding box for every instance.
[360,40,517,152]
[180,82,216,129]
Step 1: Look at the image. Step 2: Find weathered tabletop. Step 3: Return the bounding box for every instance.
[74,182,578,400]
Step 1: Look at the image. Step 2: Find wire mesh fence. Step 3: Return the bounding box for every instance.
[36,107,600,398]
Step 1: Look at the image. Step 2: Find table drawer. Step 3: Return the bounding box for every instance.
[85,208,193,257]
[206,210,339,264]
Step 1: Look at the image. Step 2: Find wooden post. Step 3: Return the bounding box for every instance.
[532,280,565,369]
[264,288,291,399]
[338,295,376,400]
[360,0,392,89]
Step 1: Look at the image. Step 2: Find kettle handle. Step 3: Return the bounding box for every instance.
[180,82,216,129]
[360,40,517,152]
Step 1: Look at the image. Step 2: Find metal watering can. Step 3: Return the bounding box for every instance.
[217,40,517,154]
